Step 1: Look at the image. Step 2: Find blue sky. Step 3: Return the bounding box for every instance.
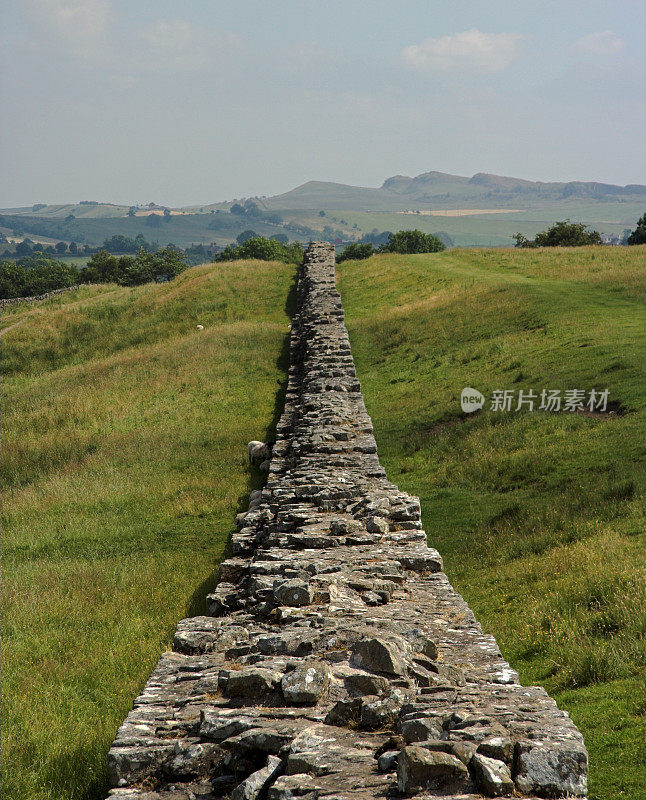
[2,0,644,206]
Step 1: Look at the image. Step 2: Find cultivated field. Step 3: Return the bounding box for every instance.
[1,246,644,800]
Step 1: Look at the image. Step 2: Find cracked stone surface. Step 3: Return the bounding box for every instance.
[107,243,587,799]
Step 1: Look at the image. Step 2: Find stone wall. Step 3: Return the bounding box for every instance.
[0,285,80,310]
[107,243,587,799]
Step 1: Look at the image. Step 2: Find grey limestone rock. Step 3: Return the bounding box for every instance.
[377,750,399,772]
[514,740,588,797]
[268,773,320,799]
[400,717,444,743]
[281,662,329,705]
[397,745,470,792]
[231,755,284,800]
[350,637,407,677]
[470,753,513,797]
[273,579,313,607]
[225,667,282,698]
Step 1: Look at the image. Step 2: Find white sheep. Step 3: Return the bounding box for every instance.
[247,441,271,464]
[196,324,204,330]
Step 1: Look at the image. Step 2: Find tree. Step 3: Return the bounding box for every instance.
[244,200,261,217]
[82,250,123,284]
[358,230,392,247]
[163,208,172,220]
[215,237,303,264]
[381,229,445,254]
[69,241,78,254]
[434,231,455,248]
[626,213,646,245]
[229,203,245,215]
[514,220,603,248]
[127,207,136,217]
[82,246,187,286]
[270,233,289,244]
[337,243,375,263]
[55,241,68,254]
[104,234,133,253]
[15,240,33,256]
[319,210,326,217]
[145,214,162,228]
[236,229,258,244]
[1,255,80,299]
[134,233,151,251]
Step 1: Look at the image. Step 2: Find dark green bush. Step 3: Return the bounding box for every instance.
[381,229,445,254]
[81,247,187,286]
[0,255,80,299]
[215,237,303,264]
[337,242,375,263]
[626,213,646,245]
[514,220,603,248]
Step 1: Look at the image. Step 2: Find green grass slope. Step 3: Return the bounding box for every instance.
[1,261,295,800]
[3,246,644,800]
[337,246,646,800]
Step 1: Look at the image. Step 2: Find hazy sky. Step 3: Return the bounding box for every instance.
[2,0,645,207]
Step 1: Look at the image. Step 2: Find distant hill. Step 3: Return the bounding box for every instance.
[2,170,644,250]
[383,170,646,204]
[5,170,644,219]
[262,171,646,210]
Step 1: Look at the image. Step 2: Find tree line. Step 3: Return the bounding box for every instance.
[514,217,646,248]
[337,229,446,262]
[0,248,188,299]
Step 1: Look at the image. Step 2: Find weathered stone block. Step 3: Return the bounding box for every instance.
[281,662,329,705]
[225,668,282,699]
[350,637,407,676]
[397,745,470,792]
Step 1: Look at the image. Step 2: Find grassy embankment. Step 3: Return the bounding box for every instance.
[1,260,295,800]
[337,246,646,800]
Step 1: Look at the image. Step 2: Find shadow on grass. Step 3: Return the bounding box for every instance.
[47,741,108,800]
[185,265,299,618]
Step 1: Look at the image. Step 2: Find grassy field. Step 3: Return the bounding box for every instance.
[1,260,295,800]
[2,246,644,800]
[337,246,646,800]
[334,202,645,247]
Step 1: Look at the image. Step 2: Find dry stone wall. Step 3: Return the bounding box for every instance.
[0,285,80,309]
[107,243,587,799]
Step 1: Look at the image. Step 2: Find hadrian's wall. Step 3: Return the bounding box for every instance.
[107,243,587,800]
[0,285,81,310]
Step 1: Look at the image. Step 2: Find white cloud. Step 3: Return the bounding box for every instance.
[574,31,625,57]
[30,0,110,43]
[402,28,523,73]
[139,18,241,71]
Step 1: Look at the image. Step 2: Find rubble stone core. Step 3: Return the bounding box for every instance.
[107,243,587,799]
